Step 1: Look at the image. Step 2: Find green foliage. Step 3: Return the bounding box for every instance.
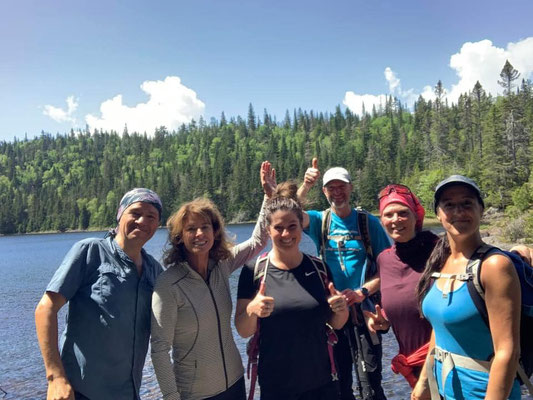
[1,64,533,234]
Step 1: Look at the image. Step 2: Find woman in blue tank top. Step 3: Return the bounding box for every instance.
[413,175,522,400]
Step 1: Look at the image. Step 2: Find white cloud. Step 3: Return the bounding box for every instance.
[85,76,205,134]
[384,67,401,94]
[447,38,533,102]
[343,92,388,116]
[343,37,533,115]
[43,96,78,123]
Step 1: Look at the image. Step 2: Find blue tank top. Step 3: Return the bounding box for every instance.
[422,281,521,399]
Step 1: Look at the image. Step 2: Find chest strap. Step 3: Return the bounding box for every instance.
[431,272,470,299]
[427,345,492,399]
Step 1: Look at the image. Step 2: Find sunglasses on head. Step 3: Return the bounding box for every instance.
[378,184,412,200]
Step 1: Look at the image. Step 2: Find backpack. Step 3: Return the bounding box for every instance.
[245,253,339,400]
[428,245,533,397]
[466,245,533,393]
[320,207,380,306]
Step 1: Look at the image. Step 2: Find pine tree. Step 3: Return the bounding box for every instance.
[498,60,521,96]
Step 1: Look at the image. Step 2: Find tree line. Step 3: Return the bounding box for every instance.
[0,61,532,235]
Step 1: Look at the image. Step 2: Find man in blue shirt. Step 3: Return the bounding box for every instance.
[298,159,391,400]
[35,188,163,400]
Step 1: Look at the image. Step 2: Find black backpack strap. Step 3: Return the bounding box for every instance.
[466,244,498,327]
[321,208,332,262]
[356,207,374,262]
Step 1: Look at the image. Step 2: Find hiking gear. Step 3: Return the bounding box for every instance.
[320,207,382,399]
[390,342,429,388]
[320,207,377,281]
[378,185,425,232]
[245,253,339,400]
[427,245,533,398]
[323,167,352,186]
[433,175,484,212]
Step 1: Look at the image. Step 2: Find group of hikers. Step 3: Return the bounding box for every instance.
[34,158,533,400]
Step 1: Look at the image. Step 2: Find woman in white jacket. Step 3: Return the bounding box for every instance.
[151,162,274,400]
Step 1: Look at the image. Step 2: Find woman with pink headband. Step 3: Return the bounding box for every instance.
[364,184,437,397]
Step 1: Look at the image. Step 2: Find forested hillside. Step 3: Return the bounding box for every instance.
[1,62,532,234]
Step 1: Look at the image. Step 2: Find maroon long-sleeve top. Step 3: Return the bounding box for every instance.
[377,230,438,356]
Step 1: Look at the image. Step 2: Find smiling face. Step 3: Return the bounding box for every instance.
[268,209,302,251]
[116,201,160,246]
[436,184,483,238]
[181,213,215,258]
[380,202,417,243]
[322,179,352,212]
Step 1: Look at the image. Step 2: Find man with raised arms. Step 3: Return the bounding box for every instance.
[298,159,390,400]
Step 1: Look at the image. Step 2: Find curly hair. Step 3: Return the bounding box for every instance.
[163,198,233,267]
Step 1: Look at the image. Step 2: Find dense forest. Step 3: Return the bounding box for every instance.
[1,61,532,236]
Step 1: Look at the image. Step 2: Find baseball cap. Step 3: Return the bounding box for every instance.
[434,175,484,212]
[323,167,352,187]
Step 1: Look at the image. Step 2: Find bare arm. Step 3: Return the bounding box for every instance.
[411,330,434,400]
[342,274,380,306]
[297,157,320,230]
[35,291,74,400]
[482,254,521,400]
[235,282,274,338]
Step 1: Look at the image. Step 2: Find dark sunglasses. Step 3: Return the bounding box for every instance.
[378,184,412,200]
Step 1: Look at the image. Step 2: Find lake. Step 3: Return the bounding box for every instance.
[0,225,409,400]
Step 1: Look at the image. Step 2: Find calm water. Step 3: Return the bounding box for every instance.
[0,226,408,400]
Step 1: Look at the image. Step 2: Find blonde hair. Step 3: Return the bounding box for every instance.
[164,198,233,266]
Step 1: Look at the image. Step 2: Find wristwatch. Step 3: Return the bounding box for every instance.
[359,287,369,299]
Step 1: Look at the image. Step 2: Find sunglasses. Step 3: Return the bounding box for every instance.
[378,184,412,200]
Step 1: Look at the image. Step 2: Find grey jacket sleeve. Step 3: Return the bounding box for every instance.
[151,275,181,400]
[226,195,269,273]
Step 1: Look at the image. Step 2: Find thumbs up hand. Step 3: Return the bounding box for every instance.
[303,157,320,188]
[248,281,275,318]
[327,282,347,314]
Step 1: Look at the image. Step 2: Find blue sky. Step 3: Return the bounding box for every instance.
[1,0,532,141]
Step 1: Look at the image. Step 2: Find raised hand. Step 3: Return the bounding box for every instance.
[248,281,275,318]
[327,282,347,314]
[363,304,390,334]
[303,157,320,188]
[260,161,277,198]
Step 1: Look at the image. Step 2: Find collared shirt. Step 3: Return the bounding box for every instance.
[305,208,391,290]
[47,236,162,400]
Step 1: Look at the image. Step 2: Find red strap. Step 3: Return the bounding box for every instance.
[326,327,339,380]
[390,342,429,388]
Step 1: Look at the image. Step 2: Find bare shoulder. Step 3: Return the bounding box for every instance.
[480,252,519,287]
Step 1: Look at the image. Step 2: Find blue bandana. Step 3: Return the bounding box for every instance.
[116,188,163,222]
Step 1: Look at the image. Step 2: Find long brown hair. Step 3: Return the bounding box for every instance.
[415,234,450,313]
[164,198,233,267]
[264,181,303,226]
[416,183,485,313]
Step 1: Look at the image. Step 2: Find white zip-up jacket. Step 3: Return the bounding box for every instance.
[151,200,268,400]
